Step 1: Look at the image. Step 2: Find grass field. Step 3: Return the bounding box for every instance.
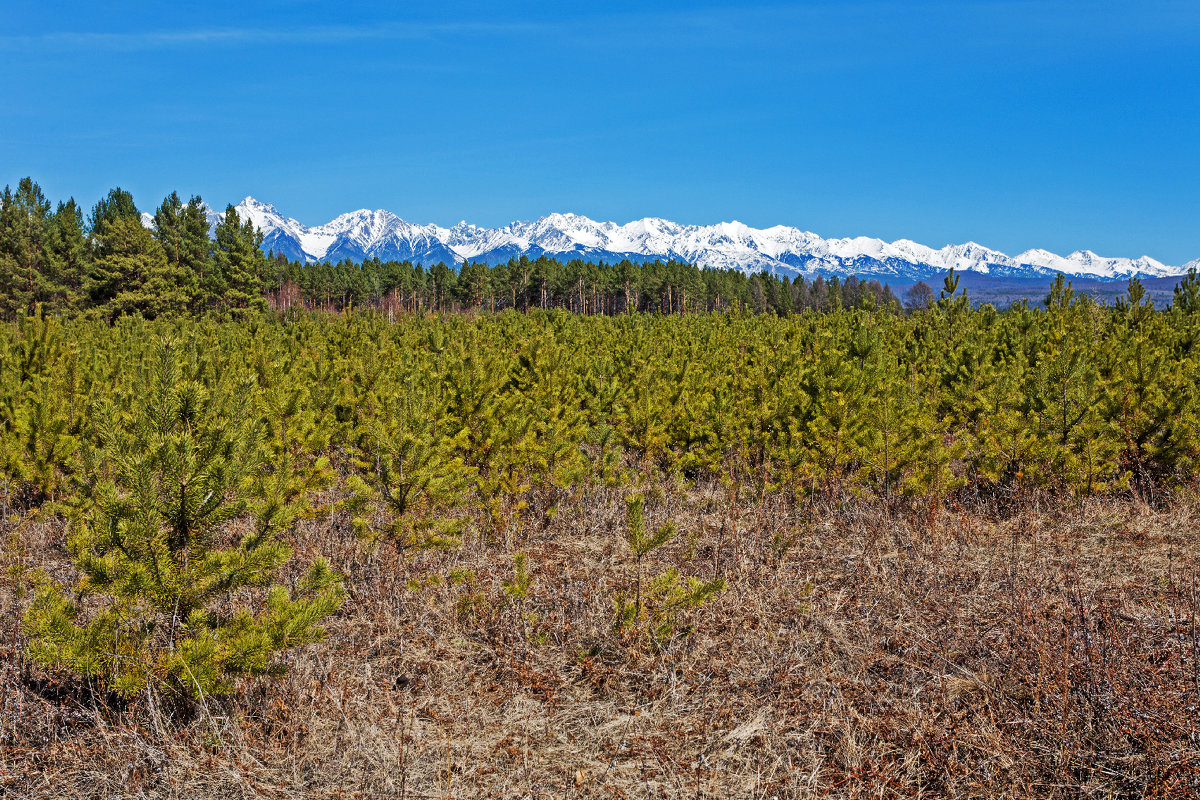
[5,480,1199,798]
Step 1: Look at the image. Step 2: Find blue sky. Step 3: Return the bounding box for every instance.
[2,0,1198,263]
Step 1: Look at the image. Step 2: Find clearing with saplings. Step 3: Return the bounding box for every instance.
[3,287,1200,797]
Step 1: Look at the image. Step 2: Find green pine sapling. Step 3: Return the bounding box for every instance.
[23,341,344,700]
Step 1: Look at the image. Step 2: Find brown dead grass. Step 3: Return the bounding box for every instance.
[3,483,1200,799]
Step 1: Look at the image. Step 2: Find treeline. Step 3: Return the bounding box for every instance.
[1,177,905,320]
[263,252,902,316]
[0,178,266,320]
[7,177,1200,322]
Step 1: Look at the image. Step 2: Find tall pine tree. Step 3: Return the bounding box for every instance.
[0,178,57,316]
[86,215,188,319]
[47,199,88,312]
[212,205,267,318]
[151,192,206,313]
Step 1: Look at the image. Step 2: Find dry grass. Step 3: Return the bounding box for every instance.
[3,482,1200,798]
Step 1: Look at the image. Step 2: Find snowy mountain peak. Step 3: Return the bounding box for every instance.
[135,197,1191,283]
[238,196,282,215]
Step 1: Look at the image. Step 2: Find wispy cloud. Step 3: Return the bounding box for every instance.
[0,20,549,52]
[4,1,1196,55]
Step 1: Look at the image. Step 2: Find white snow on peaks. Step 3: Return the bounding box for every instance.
[1012,249,1176,280]
[218,197,1194,282]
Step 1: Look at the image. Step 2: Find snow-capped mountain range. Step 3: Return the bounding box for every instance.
[149,198,1197,282]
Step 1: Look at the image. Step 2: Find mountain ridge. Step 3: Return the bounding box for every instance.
[153,197,1196,283]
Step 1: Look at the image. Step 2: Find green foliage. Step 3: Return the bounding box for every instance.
[22,341,344,700]
[625,493,676,558]
[1173,267,1200,315]
[616,493,724,646]
[0,282,1197,694]
[211,205,268,319]
[87,187,139,239]
[346,346,475,551]
[0,310,82,508]
[47,199,88,311]
[151,192,207,314]
[2,296,1198,512]
[443,334,533,544]
[86,215,189,319]
[0,179,74,317]
[0,179,268,322]
[633,567,726,644]
[502,552,532,600]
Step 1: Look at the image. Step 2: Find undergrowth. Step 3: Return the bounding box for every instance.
[3,481,1199,798]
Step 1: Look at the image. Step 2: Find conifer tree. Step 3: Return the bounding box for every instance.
[85,215,188,319]
[0,179,57,316]
[507,334,588,499]
[0,186,19,319]
[458,260,490,309]
[0,310,79,508]
[1174,268,1200,315]
[346,373,475,551]
[87,187,139,240]
[615,494,724,646]
[47,199,88,312]
[444,338,534,543]
[23,342,343,699]
[152,192,206,313]
[1108,279,1174,497]
[212,205,267,318]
